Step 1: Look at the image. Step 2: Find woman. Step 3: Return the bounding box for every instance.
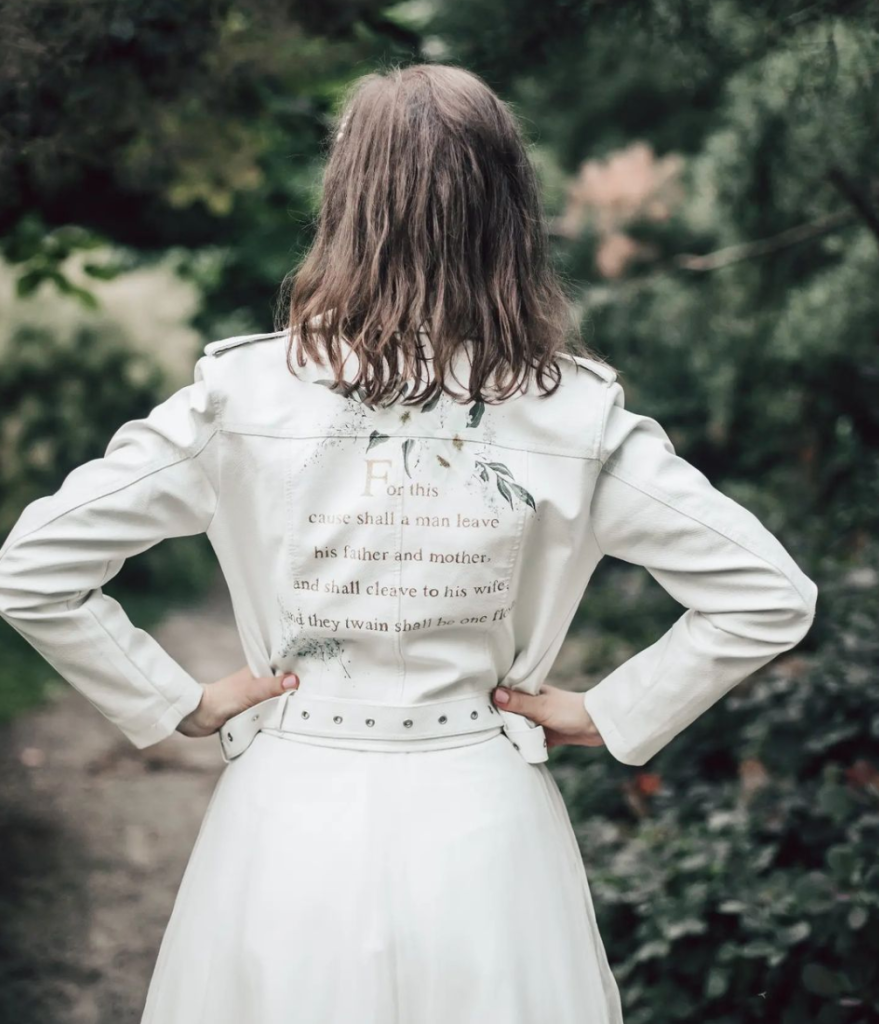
[0,64,817,1023]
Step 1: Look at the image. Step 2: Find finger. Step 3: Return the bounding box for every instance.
[491,685,548,721]
[244,671,299,707]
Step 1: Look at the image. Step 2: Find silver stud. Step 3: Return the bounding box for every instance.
[366,718,375,727]
[301,710,309,719]
[438,715,448,724]
[333,715,343,724]
[403,719,413,728]
[470,710,479,720]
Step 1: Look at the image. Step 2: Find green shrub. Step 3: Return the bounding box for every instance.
[559,551,879,1024]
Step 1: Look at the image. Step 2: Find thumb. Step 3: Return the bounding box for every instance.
[244,671,299,707]
[491,685,547,722]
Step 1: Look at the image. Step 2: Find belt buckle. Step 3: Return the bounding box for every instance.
[496,708,549,764]
[218,692,289,764]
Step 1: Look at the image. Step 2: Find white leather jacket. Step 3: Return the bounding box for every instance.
[0,329,818,765]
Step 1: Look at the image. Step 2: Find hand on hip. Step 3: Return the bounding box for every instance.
[491,683,605,751]
[177,666,301,739]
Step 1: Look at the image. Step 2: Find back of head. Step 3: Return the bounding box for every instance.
[278,63,593,407]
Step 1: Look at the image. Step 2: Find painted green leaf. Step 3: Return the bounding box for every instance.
[402,438,415,478]
[507,480,536,510]
[486,461,513,478]
[474,460,490,482]
[367,430,390,450]
[466,401,485,428]
[496,475,514,508]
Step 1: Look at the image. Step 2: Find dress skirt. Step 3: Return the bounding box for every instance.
[140,729,624,1024]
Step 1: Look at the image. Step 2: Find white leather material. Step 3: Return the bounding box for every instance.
[217,688,548,764]
[0,327,817,765]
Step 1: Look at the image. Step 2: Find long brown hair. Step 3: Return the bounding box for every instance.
[276,62,596,406]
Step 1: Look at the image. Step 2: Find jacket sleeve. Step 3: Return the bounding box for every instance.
[582,381,818,767]
[0,357,220,749]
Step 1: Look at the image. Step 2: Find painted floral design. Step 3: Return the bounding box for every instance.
[314,376,537,512]
[277,595,351,677]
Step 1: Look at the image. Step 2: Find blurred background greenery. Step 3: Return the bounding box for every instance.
[1,2,877,1022]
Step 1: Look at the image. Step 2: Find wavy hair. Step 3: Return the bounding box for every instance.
[277,62,596,406]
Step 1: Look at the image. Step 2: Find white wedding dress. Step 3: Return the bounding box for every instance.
[141,727,623,1024]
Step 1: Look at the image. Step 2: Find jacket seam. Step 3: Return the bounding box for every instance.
[499,448,531,602]
[507,577,592,694]
[593,379,613,462]
[0,605,190,730]
[0,430,220,567]
[194,355,223,532]
[215,426,602,461]
[597,381,621,464]
[600,464,814,611]
[201,430,222,533]
[0,611,158,727]
[81,600,197,718]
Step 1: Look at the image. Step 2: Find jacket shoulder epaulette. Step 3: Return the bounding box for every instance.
[559,352,619,385]
[203,329,288,357]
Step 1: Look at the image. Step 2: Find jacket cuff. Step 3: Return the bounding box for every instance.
[582,686,650,767]
[116,679,206,749]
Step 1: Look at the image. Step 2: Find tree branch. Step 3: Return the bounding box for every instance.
[826,167,879,247]
[672,208,856,272]
[570,203,866,311]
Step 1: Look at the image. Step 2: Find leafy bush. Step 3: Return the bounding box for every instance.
[558,552,879,1024]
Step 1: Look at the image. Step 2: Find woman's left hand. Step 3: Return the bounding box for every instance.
[177,666,301,739]
[491,682,605,751]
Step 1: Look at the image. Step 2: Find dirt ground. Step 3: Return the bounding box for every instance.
[0,577,242,1024]
[0,574,591,1024]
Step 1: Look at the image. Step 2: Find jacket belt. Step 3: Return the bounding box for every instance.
[218,689,548,765]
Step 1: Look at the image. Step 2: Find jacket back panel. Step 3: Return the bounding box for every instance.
[204,333,612,705]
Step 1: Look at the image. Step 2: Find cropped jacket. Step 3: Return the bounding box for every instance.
[0,329,818,766]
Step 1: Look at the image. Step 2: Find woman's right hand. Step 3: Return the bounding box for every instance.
[176,666,300,739]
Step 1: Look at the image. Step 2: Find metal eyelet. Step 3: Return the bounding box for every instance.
[470,710,479,720]
[301,710,310,719]
[366,718,375,727]
[438,715,448,725]
[333,715,343,724]
[403,719,413,728]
